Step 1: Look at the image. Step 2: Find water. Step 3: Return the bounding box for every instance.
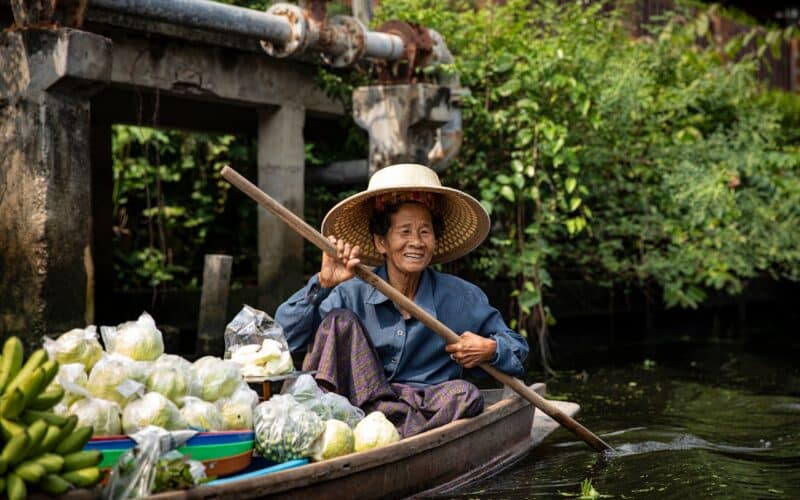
[442,339,800,499]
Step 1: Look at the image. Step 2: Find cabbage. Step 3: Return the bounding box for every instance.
[146,363,189,406]
[191,356,241,402]
[49,363,89,407]
[254,395,324,462]
[353,411,400,452]
[180,397,225,431]
[87,355,144,406]
[219,401,253,430]
[45,327,103,371]
[309,419,354,461]
[103,312,164,361]
[69,398,122,436]
[230,383,259,409]
[122,392,186,434]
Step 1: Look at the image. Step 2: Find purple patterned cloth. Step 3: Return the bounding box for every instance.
[302,309,484,438]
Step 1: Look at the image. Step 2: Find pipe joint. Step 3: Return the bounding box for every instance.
[320,16,367,68]
[260,3,308,58]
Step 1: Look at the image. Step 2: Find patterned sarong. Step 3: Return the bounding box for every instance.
[302,309,484,438]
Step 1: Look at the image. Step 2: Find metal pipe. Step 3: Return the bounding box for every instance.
[364,31,405,60]
[90,0,405,62]
[90,0,293,42]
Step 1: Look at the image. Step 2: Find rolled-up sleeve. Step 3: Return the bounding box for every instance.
[463,285,529,377]
[275,274,341,351]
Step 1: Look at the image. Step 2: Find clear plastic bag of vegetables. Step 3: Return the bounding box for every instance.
[224,305,294,368]
[87,353,148,407]
[283,374,365,428]
[44,326,104,371]
[253,394,324,463]
[215,383,259,430]
[101,311,165,361]
[103,426,205,500]
[180,396,225,431]
[190,356,242,402]
[146,354,195,407]
[122,392,187,434]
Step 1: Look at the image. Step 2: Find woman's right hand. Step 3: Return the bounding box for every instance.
[318,236,361,288]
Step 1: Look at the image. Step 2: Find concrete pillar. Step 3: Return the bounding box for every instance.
[257,105,305,315]
[0,29,111,347]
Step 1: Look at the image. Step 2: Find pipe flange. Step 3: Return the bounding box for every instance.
[321,15,367,68]
[261,3,307,58]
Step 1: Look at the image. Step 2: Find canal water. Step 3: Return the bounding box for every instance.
[444,328,800,499]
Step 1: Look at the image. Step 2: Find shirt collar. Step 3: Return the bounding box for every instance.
[365,265,437,317]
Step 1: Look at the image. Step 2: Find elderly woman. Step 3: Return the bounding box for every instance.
[276,163,528,437]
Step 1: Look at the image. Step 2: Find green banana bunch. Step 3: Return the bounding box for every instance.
[0,336,104,499]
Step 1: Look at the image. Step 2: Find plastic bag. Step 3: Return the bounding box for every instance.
[146,355,194,407]
[224,305,289,358]
[283,374,364,428]
[215,382,259,430]
[49,362,89,407]
[180,396,225,431]
[87,354,147,407]
[70,397,123,436]
[253,394,324,463]
[122,392,186,434]
[103,426,203,499]
[44,326,104,372]
[190,356,242,402]
[101,311,165,361]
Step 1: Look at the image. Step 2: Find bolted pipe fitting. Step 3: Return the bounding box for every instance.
[320,16,367,68]
[260,3,308,58]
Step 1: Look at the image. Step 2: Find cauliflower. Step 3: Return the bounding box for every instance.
[353,411,400,452]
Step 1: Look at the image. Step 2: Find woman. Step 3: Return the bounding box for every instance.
[276,163,528,437]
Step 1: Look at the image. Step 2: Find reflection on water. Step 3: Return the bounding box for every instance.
[440,344,800,499]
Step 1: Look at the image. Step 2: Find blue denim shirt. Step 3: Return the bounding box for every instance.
[275,265,529,387]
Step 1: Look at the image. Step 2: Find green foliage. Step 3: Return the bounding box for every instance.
[374,0,800,333]
[112,125,258,289]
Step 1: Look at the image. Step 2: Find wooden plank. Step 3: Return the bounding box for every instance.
[196,254,233,356]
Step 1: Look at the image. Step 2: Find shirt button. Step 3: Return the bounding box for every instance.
[391,357,398,364]
[396,330,404,336]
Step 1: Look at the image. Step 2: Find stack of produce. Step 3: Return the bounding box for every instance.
[45,313,260,436]
[224,305,294,378]
[0,337,103,500]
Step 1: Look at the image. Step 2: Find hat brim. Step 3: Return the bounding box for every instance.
[321,186,490,266]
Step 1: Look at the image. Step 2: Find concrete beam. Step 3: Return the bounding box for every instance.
[257,105,306,315]
[107,35,343,116]
[0,29,111,346]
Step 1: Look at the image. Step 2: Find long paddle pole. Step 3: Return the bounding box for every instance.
[221,166,614,453]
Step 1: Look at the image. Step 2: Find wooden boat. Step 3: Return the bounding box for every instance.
[143,383,579,500]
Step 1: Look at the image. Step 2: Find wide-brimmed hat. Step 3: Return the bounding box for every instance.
[321,163,491,266]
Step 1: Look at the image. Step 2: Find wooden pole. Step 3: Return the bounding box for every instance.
[196,254,233,356]
[221,166,613,453]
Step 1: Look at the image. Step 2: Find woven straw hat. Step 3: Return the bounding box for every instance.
[321,163,490,266]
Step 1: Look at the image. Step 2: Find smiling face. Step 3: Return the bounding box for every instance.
[373,202,437,276]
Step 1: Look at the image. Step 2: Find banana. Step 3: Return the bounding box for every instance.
[6,472,26,500]
[14,461,46,483]
[38,424,64,454]
[52,415,78,447]
[38,474,72,495]
[1,432,30,466]
[34,453,64,474]
[0,337,24,394]
[0,417,26,441]
[22,419,48,459]
[3,348,46,397]
[27,386,65,411]
[0,388,24,419]
[18,367,45,408]
[61,466,102,488]
[54,425,92,455]
[21,409,67,427]
[38,360,59,389]
[62,450,102,472]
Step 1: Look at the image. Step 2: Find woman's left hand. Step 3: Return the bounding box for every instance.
[445,332,497,369]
